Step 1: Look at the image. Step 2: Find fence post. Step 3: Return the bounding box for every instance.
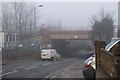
[111,43,120,78]
[95,41,106,68]
[95,40,106,80]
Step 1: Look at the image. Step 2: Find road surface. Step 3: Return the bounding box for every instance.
[1,51,92,79]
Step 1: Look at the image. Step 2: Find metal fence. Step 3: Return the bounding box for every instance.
[2,38,41,60]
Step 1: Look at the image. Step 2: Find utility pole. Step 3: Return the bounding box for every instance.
[117,0,120,37]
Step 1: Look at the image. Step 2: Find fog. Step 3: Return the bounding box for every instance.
[0,2,118,31]
[39,2,118,28]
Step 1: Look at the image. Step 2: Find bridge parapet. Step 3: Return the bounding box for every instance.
[50,30,91,40]
[40,28,91,47]
[40,28,50,48]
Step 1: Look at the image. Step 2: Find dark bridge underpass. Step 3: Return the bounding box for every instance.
[51,39,93,58]
[51,39,69,57]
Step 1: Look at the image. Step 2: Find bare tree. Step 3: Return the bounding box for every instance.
[47,19,63,31]
[2,2,9,31]
[2,2,42,60]
[2,2,41,40]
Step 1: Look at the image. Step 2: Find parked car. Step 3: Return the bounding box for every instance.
[83,56,95,80]
[41,49,61,61]
[105,38,120,52]
[84,54,95,68]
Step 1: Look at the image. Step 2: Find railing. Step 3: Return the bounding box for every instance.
[2,39,41,61]
[95,41,120,78]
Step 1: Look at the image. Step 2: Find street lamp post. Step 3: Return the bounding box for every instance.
[38,4,45,50]
[39,4,43,7]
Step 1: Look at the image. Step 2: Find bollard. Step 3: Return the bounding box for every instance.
[58,54,61,61]
[54,54,56,62]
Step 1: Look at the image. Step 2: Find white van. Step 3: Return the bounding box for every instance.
[41,49,57,61]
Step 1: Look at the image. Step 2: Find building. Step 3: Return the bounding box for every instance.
[0,27,19,49]
[0,28,5,48]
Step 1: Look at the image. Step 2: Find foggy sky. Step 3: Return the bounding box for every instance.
[37,2,118,28]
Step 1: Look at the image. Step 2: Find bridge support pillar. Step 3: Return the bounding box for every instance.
[40,28,50,49]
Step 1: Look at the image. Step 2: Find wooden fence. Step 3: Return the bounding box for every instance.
[95,40,120,78]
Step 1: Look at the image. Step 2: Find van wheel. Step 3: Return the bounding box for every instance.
[51,58,53,61]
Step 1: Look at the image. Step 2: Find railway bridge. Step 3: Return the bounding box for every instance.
[40,28,92,48]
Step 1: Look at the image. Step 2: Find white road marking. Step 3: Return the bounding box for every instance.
[43,64,47,65]
[45,73,53,78]
[55,62,59,63]
[0,70,17,77]
[32,63,40,65]
[64,64,74,70]
[64,62,80,70]
[0,70,5,73]
[50,75,56,78]
[43,61,80,79]
[25,66,38,70]
[15,66,25,69]
[0,71,2,73]
[48,63,51,64]
[43,66,68,79]
[14,63,40,70]
[43,63,51,66]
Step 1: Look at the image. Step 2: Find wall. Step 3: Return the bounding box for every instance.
[0,31,5,48]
